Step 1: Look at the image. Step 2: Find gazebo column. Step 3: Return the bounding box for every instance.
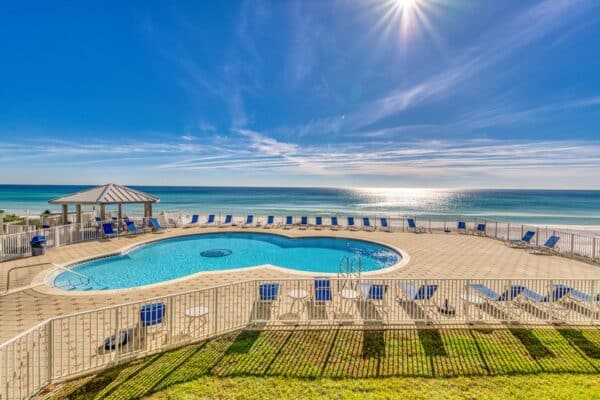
[144,202,153,222]
[76,204,82,224]
[100,204,106,221]
[118,204,123,230]
[62,204,69,225]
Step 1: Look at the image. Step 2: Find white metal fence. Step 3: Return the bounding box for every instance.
[1,213,599,263]
[1,277,600,399]
[0,223,101,262]
[169,212,600,261]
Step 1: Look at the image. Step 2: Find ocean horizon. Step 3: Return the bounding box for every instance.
[1,184,599,227]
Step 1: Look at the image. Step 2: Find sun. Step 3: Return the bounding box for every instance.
[396,0,418,9]
[366,0,442,48]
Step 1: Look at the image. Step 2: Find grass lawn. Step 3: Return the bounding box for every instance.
[40,328,600,399]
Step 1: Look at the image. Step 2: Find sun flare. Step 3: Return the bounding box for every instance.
[369,0,442,48]
[396,0,417,10]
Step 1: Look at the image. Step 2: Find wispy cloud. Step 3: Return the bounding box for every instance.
[280,0,595,136]
[2,131,600,187]
[284,1,321,90]
[454,95,600,131]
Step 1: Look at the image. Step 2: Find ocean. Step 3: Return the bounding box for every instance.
[0,185,599,227]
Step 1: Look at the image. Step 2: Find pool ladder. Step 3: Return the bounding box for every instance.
[338,255,362,279]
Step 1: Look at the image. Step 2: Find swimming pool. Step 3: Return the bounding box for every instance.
[52,233,402,291]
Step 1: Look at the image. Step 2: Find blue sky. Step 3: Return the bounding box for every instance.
[1,0,600,188]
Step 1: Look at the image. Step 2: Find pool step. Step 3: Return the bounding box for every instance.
[66,284,108,291]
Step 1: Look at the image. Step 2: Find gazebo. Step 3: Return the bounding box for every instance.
[48,183,160,224]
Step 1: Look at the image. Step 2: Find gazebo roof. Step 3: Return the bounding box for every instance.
[48,184,160,205]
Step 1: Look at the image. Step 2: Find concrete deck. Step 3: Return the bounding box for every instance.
[1,226,599,342]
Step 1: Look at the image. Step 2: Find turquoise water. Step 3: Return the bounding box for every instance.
[53,233,401,291]
[1,185,600,226]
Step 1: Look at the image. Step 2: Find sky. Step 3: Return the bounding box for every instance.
[1,0,600,189]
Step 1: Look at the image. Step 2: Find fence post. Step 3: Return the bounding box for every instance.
[507,222,510,240]
[589,280,596,324]
[495,221,498,238]
[536,228,539,246]
[520,224,524,238]
[168,299,174,344]
[212,287,219,335]
[570,233,575,256]
[593,237,597,260]
[47,320,53,383]
[114,308,121,360]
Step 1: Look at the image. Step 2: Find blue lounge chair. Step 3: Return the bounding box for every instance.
[548,284,600,316]
[255,283,280,319]
[362,217,375,231]
[397,283,438,317]
[95,217,102,224]
[284,216,293,229]
[182,214,199,228]
[201,214,215,227]
[407,218,426,233]
[264,215,275,228]
[102,223,118,239]
[474,223,486,236]
[300,216,309,230]
[330,216,340,230]
[528,235,560,253]
[508,231,535,247]
[315,216,323,230]
[347,216,358,231]
[126,220,144,235]
[515,284,576,320]
[243,215,255,227]
[457,221,467,234]
[314,278,333,307]
[220,214,233,227]
[358,283,390,322]
[468,283,528,319]
[259,283,280,301]
[379,217,391,232]
[150,218,166,232]
[265,215,275,228]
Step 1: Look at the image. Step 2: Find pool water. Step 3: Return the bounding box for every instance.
[53,233,401,291]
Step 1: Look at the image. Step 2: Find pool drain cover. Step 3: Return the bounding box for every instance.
[201,249,232,258]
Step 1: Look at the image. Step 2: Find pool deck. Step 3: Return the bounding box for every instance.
[1,226,600,342]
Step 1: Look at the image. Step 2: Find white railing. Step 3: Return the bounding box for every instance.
[1,277,600,399]
[1,213,599,263]
[0,223,101,261]
[4,225,37,235]
[173,212,600,261]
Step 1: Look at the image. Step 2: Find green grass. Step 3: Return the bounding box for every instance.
[41,328,600,400]
[2,214,23,223]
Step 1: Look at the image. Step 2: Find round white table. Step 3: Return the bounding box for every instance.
[288,289,309,317]
[340,289,359,300]
[288,289,309,300]
[185,306,209,334]
[339,289,360,320]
